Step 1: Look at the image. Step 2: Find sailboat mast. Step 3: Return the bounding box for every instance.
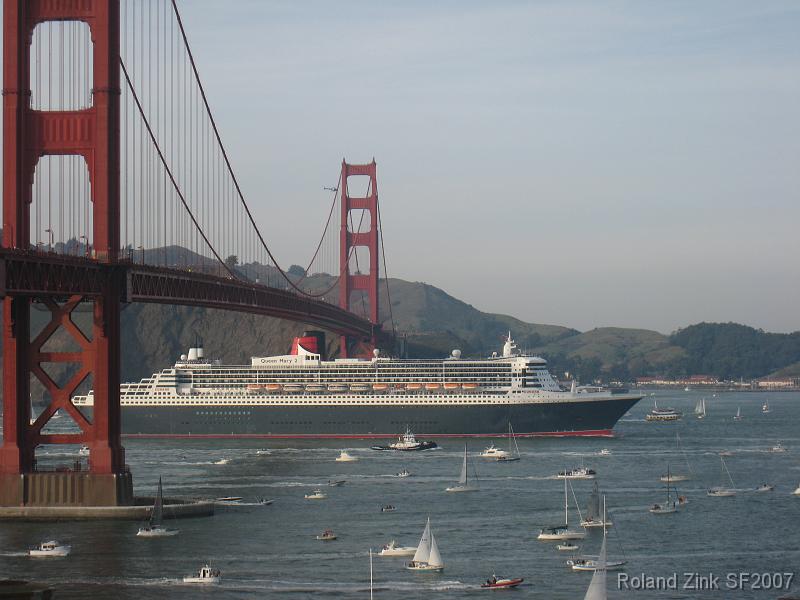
[564,475,569,525]
[369,548,374,600]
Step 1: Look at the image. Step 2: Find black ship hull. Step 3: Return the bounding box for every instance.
[105,394,642,438]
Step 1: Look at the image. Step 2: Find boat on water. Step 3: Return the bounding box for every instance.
[29,541,70,557]
[215,496,243,503]
[316,529,337,541]
[378,540,417,557]
[183,564,220,584]
[372,427,438,451]
[597,448,611,456]
[755,484,774,492]
[557,467,596,480]
[707,456,737,497]
[650,465,679,514]
[645,401,682,422]
[481,575,524,589]
[257,497,274,505]
[557,541,580,551]
[335,451,358,462]
[568,496,626,572]
[137,477,179,537]
[479,443,508,459]
[72,333,642,438]
[255,449,271,455]
[762,401,771,414]
[445,444,480,492]
[495,422,522,462]
[395,469,411,478]
[695,398,706,419]
[406,517,444,572]
[734,407,743,421]
[581,526,609,600]
[659,433,693,482]
[328,479,346,487]
[304,489,327,500]
[770,441,787,453]
[538,478,586,541]
[381,505,397,512]
[581,481,613,528]
[793,484,800,496]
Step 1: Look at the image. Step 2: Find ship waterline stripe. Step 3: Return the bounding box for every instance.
[123,429,615,439]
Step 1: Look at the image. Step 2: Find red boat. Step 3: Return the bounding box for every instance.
[481,576,524,589]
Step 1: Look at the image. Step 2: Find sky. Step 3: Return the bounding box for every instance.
[10,1,800,334]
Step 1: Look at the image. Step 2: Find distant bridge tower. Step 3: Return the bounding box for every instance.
[338,160,379,357]
[0,0,130,506]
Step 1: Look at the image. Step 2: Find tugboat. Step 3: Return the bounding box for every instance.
[556,467,596,480]
[183,564,221,584]
[395,469,411,478]
[372,427,437,451]
[481,574,524,589]
[304,489,327,500]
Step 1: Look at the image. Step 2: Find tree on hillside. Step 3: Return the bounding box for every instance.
[224,255,239,269]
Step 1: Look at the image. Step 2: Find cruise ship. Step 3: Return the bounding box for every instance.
[72,333,643,438]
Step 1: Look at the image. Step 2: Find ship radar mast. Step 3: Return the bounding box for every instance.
[502,332,517,358]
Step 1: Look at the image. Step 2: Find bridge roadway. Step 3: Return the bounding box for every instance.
[0,249,375,339]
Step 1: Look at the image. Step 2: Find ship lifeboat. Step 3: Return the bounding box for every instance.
[283,384,303,392]
[372,384,389,391]
[305,384,325,392]
[406,383,422,391]
[350,384,369,392]
[265,384,282,392]
[462,383,479,391]
[424,383,440,391]
[443,383,460,390]
[328,384,347,392]
[246,384,263,391]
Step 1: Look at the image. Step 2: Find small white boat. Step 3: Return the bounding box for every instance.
[335,451,358,462]
[29,540,71,557]
[755,483,774,492]
[78,445,90,456]
[569,557,627,572]
[707,456,736,497]
[557,541,580,551]
[538,478,586,541]
[733,406,743,421]
[479,443,508,459]
[762,401,771,414]
[445,444,479,492]
[378,540,417,557]
[381,505,397,512]
[395,469,411,478]
[316,529,337,541]
[770,441,787,453]
[556,467,596,480]
[304,489,327,500]
[597,448,611,456]
[793,484,800,496]
[183,564,221,584]
[405,517,444,571]
[255,449,271,455]
[719,450,734,457]
[137,477,179,537]
[659,473,689,483]
[650,465,679,514]
[213,458,229,465]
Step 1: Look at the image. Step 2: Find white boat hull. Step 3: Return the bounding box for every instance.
[570,559,626,572]
[29,547,71,557]
[405,562,444,572]
[137,527,179,537]
[707,488,736,497]
[445,485,478,493]
[183,576,220,584]
[649,505,677,514]
[538,531,586,541]
[580,519,612,528]
[379,547,417,557]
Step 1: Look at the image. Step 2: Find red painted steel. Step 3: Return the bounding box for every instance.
[1,0,124,477]
[339,160,380,357]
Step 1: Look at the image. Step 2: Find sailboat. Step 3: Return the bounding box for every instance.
[137,477,179,537]
[660,433,692,482]
[762,401,771,414]
[538,477,586,541]
[405,517,444,571]
[496,422,521,462]
[445,444,479,492]
[650,464,678,514]
[569,496,626,571]
[733,406,743,421]
[695,398,706,419]
[707,456,737,497]
[581,481,613,528]
[581,500,608,600]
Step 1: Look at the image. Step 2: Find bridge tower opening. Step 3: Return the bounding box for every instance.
[338,160,379,358]
[0,0,131,506]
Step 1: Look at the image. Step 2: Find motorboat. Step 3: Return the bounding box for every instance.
[78,445,90,456]
[659,473,689,483]
[707,456,736,497]
[481,575,524,589]
[372,427,437,451]
[213,458,229,465]
[645,401,682,422]
[328,479,347,487]
[335,451,358,462]
[557,541,580,551]
[650,465,679,514]
[378,540,417,557]
[538,478,586,541]
[183,564,221,584]
[137,477,179,537]
[556,467,596,480]
[581,482,613,528]
[569,557,627,572]
[381,505,397,512]
[29,541,71,557]
[733,407,743,421]
[597,448,611,456]
[762,401,771,414]
[755,484,774,492]
[719,450,734,457]
[445,444,479,492]
[257,497,275,505]
[316,529,337,541]
[479,443,508,459]
[255,449,271,455]
[304,489,327,500]
[405,517,444,571]
[770,441,787,453]
[215,496,243,505]
[395,469,411,478]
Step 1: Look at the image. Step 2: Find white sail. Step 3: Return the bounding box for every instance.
[584,496,608,600]
[695,399,703,414]
[427,531,443,568]
[412,518,431,564]
[458,444,468,485]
